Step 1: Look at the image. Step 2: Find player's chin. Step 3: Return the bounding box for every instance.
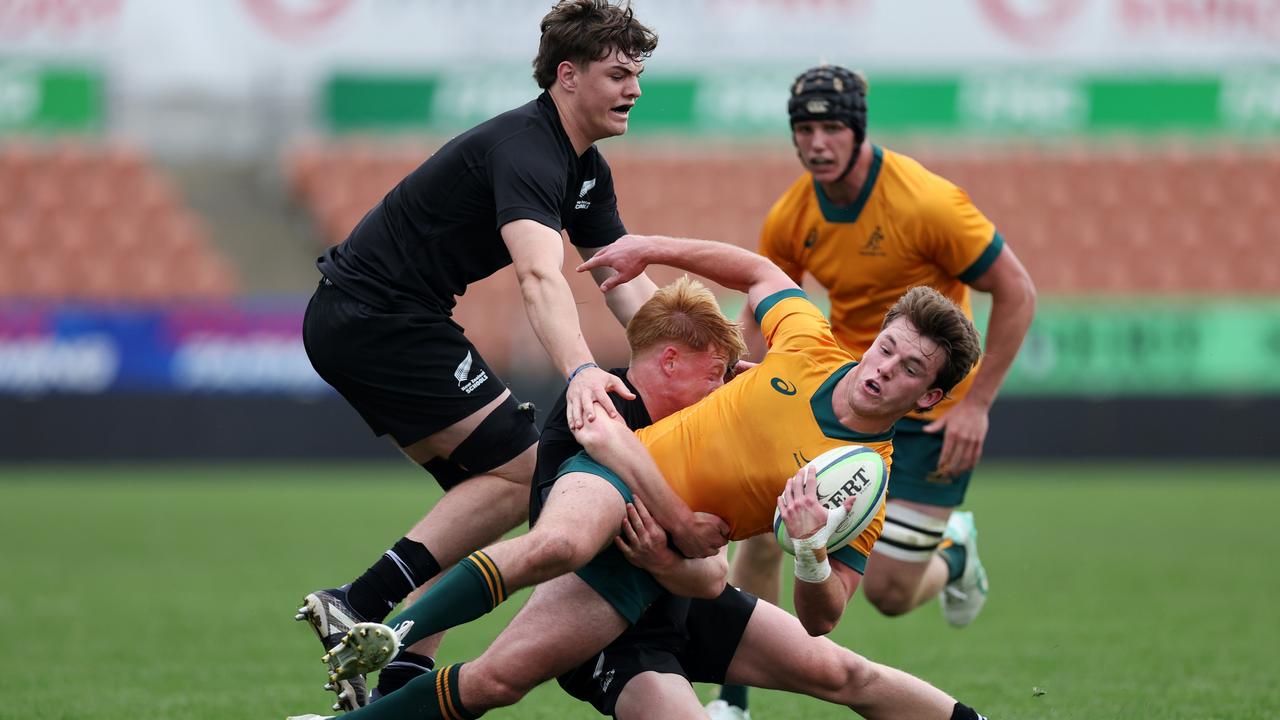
[606,111,630,134]
[808,164,839,181]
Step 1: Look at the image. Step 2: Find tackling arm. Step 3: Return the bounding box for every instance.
[502,219,634,428]
[614,496,729,599]
[573,407,728,559]
[577,234,797,314]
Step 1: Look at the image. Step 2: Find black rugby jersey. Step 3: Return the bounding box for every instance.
[318,91,627,317]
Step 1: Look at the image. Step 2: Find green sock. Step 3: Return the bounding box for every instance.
[719,683,749,710]
[387,551,507,648]
[341,664,478,720]
[940,543,967,583]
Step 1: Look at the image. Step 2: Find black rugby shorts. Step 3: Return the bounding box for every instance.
[303,277,535,463]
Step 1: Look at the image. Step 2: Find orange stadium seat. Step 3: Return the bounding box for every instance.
[0,142,238,301]
[282,141,1280,296]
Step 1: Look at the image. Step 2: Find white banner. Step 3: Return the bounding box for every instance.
[0,0,1276,99]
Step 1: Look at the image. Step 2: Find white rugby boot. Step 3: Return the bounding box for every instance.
[706,699,751,720]
[940,511,989,627]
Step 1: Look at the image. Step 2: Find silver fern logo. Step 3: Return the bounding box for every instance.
[575,178,596,210]
[454,351,473,384]
[455,351,488,394]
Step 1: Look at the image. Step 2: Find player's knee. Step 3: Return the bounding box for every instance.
[524,528,592,579]
[864,581,914,617]
[837,654,882,704]
[467,664,531,708]
[806,647,876,698]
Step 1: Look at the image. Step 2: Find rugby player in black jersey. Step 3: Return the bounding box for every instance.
[293,2,726,710]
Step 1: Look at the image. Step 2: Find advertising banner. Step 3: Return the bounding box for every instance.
[323,69,1280,136]
[0,301,326,394]
[0,1,1276,98]
[0,61,102,131]
[1,298,1278,397]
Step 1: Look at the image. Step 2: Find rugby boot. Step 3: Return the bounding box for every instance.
[940,511,989,627]
[295,586,370,710]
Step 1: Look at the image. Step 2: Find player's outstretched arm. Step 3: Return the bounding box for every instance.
[574,408,729,559]
[614,496,729,599]
[577,234,796,308]
[502,219,634,429]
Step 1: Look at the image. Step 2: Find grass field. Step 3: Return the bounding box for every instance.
[3,462,1278,720]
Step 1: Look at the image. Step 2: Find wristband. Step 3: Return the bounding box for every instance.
[568,361,599,384]
[793,534,832,584]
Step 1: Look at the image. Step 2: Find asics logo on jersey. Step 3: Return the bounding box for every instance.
[575,178,596,210]
[771,377,798,396]
[861,226,887,256]
[455,351,489,394]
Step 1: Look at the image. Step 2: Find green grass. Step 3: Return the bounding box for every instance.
[2,462,1278,719]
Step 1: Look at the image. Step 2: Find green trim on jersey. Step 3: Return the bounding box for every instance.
[753,288,809,326]
[958,231,1005,284]
[809,363,896,443]
[813,144,884,224]
[832,544,869,574]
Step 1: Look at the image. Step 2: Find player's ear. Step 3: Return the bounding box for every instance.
[915,387,945,412]
[557,60,578,91]
[660,345,680,374]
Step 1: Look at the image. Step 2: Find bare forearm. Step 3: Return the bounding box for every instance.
[793,575,851,636]
[603,271,658,327]
[634,236,775,293]
[518,269,595,377]
[968,287,1036,407]
[649,551,728,599]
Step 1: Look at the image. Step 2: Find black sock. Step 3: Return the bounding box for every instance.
[951,702,987,720]
[347,537,441,622]
[374,650,435,699]
[719,684,749,710]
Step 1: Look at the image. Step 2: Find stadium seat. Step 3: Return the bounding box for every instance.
[0,142,238,301]
[281,140,1280,296]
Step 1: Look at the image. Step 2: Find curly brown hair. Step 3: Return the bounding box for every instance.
[532,0,658,89]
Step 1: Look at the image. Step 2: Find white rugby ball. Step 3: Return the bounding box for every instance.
[773,445,888,555]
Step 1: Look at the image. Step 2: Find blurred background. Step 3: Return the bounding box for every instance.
[0,0,1276,461]
[3,3,1280,719]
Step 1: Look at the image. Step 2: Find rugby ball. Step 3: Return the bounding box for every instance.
[774,445,888,555]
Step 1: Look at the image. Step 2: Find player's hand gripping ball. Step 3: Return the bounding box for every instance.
[774,445,887,554]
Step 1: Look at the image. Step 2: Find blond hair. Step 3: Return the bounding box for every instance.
[627,276,746,368]
[881,286,981,395]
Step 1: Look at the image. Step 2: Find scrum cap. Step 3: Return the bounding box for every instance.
[787,65,868,143]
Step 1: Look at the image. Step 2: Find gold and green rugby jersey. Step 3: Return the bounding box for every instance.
[759,145,1003,420]
[635,291,891,566]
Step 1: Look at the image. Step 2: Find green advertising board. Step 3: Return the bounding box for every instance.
[716,295,1280,397]
[987,298,1280,396]
[0,62,103,133]
[324,68,1280,137]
